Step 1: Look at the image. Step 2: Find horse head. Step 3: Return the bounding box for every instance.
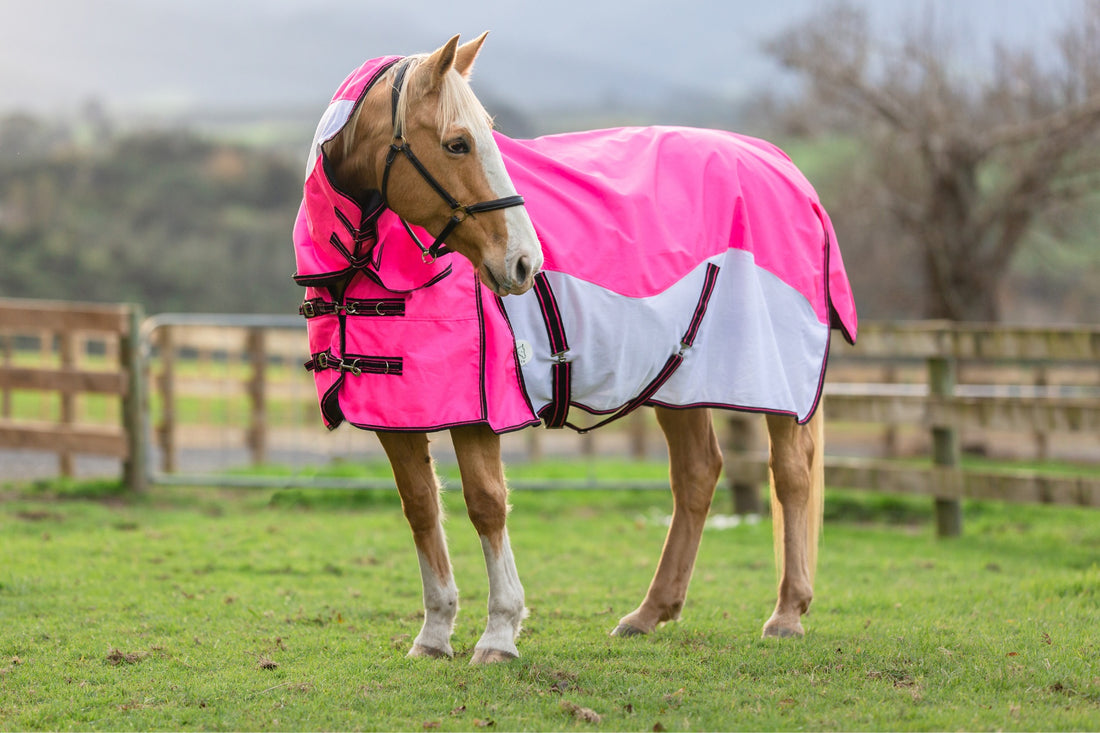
[325,33,542,296]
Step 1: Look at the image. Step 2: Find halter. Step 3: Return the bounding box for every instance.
[380,59,527,262]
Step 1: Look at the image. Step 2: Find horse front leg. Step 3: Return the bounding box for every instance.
[613,407,722,636]
[762,410,825,638]
[377,430,458,658]
[451,424,527,664]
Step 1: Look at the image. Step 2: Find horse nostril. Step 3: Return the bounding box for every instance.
[514,255,531,286]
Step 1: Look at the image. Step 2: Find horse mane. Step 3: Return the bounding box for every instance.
[340,55,493,164]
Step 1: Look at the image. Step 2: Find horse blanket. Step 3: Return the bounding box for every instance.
[292,56,858,434]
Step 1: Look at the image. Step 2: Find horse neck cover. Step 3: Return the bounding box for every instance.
[293,56,858,434]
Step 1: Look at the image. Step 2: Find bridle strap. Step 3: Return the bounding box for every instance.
[380,58,526,262]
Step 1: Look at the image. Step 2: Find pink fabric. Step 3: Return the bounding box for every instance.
[496,127,856,339]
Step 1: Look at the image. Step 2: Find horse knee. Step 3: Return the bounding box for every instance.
[464,486,508,537]
[400,489,443,537]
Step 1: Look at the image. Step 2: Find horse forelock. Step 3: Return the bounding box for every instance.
[393,56,493,141]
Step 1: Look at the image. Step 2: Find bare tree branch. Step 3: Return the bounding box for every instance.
[768,0,1100,320]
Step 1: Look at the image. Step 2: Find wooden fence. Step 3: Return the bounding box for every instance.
[6,301,1095,537]
[0,298,145,490]
[726,322,1100,535]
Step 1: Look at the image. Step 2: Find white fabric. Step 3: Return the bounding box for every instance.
[502,249,829,423]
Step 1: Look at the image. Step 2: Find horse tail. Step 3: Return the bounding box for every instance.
[769,405,825,585]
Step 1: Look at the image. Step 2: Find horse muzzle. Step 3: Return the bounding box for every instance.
[482,251,539,296]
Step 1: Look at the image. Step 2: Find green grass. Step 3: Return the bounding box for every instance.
[1,484,1098,731]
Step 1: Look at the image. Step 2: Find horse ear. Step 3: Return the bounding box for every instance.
[454,31,489,79]
[424,34,461,91]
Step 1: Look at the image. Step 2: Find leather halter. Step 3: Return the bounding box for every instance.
[380,59,526,262]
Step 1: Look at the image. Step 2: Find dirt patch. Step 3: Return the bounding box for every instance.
[105,649,148,666]
[14,510,63,522]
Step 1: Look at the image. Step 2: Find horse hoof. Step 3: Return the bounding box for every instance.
[610,623,647,638]
[470,647,519,665]
[762,624,804,639]
[408,644,453,659]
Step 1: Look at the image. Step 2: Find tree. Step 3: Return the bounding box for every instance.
[768,1,1100,321]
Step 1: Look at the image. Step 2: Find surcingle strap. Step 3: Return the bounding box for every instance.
[540,263,721,434]
[532,273,571,428]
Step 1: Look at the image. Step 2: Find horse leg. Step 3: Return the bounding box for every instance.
[612,407,722,636]
[448,424,526,663]
[762,409,825,638]
[451,424,527,663]
[376,430,458,658]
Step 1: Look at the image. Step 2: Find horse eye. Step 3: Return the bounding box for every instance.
[445,138,471,155]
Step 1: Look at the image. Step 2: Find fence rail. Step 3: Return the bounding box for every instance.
[0,297,145,488]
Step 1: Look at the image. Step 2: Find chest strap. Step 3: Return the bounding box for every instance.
[299,297,406,318]
[535,263,720,433]
[305,349,403,376]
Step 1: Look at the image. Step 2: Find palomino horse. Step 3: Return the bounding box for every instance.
[293,34,856,664]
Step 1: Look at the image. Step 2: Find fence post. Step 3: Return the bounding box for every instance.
[1,332,11,418]
[157,325,177,473]
[247,328,268,465]
[121,304,148,492]
[59,329,76,477]
[929,350,961,537]
[727,414,763,515]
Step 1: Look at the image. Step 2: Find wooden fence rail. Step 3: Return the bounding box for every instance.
[726,321,1100,536]
[0,297,145,489]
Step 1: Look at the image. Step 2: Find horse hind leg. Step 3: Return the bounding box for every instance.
[377,431,458,659]
[612,407,722,637]
[451,424,527,664]
[762,409,825,638]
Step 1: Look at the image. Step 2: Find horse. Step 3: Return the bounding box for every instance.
[292,33,857,664]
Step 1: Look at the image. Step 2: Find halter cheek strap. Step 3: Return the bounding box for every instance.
[380,59,526,262]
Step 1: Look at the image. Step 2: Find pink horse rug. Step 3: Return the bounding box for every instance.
[293,56,858,434]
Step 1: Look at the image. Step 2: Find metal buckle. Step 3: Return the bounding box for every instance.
[344,301,358,315]
[553,350,569,364]
[315,352,329,370]
[300,300,316,318]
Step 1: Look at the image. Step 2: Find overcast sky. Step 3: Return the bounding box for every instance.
[0,0,1081,116]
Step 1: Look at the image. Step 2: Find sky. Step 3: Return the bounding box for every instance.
[0,0,1083,117]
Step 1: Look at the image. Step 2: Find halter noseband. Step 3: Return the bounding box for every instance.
[380,59,526,262]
